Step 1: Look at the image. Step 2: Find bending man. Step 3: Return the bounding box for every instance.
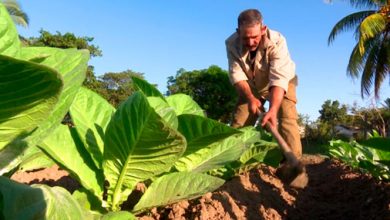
[226,9,302,158]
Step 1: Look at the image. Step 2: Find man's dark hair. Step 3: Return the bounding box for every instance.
[238,9,263,27]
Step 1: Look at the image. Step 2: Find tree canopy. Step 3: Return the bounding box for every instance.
[319,100,349,124]
[167,65,237,123]
[23,29,102,57]
[92,70,144,107]
[22,29,144,107]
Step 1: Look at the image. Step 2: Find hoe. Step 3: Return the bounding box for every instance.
[256,112,309,189]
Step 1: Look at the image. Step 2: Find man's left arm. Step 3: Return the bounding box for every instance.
[261,86,284,128]
[262,32,295,128]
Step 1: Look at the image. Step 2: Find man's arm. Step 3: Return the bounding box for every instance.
[225,35,264,116]
[261,86,284,128]
[262,31,295,129]
[234,80,262,115]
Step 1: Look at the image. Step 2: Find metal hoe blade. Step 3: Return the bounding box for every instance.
[256,112,308,189]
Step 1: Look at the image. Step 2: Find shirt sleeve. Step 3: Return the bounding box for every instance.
[226,43,248,85]
[268,33,296,92]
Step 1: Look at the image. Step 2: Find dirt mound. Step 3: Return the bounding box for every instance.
[11,155,390,220]
[138,155,390,220]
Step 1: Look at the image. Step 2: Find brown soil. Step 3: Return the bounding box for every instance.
[11,154,390,220]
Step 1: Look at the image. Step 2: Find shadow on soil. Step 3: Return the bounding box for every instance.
[288,158,390,220]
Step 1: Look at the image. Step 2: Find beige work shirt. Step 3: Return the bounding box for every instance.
[225,28,297,98]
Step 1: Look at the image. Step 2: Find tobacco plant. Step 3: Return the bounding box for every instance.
[329,135,390,181]
[0,2,282,218]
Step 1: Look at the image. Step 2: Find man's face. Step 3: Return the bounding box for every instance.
[237,23,264,52]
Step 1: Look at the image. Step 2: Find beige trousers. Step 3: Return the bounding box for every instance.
[231,82,302,159]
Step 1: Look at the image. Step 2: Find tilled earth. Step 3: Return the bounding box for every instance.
[11,154,390,220]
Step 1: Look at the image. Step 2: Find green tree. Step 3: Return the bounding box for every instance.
[83,66,101,91]
[167,65,238,123]
[3,0,29,27]
[328,0,390,98]
[24,29,102,57]
[382,98,390,136]
[351,102,389,138]
[95,70,144,107]
[318,100,349,137]
[23,29,103,92]
[23,29,144,107]
[298,113,310,138]
[319,100,348,123]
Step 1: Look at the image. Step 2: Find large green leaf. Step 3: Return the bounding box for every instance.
[72,188,105,214]
[133,172,224,213]
[147,96,178,129]
[0,47,89,174]
[361,137,390,152]
[166,94,205,116]
[18,148,54,172]
[19,47,89,145]
[238,126,261,145]
[0,145,54,177]
[103,92,186,211]
[0,189,3,219]
[361,137,390,161]
[0,3,20,57]
[0,137,29,176]
[131,76,165,99]
[175,135,245,173]
[177,114,240,156]
[38,125,104,199]
[101,211,136,220]
[330,140,390,180]
[239,140,279,165]
[0,55,62,150]
[72,190,137,220]
[0,177,88,220]
[262,148,283,168]
[69,87,115,169]
[330,140,374,167]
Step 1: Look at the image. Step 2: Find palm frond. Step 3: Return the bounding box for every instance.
[347,35,379,77]
[2,0,20,9]
[10,15,28,27]
[327,0,386,7]
[373,0,388,6]
[383,98,390,109]
[387,40,390,65]
[328,10,375,45]
[347,44,365,77]
[353,25,361,41]
[373,42,389,98]
[358,13,387,54]
[347,0,383,9]
[360,43,380,97]
[2,0,29,27]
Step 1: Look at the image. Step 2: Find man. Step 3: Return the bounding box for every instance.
[226,9,302,158]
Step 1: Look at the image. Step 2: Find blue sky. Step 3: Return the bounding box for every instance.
[17,0,390,120]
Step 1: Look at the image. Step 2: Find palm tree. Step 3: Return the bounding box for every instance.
[2,0,29,27]
[328,0,389,98]
[383,97,390,108]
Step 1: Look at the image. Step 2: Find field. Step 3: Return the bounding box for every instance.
[11,154,389,220]
[1,4,390,219]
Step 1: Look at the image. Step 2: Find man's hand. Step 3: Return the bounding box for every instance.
[261,109,278,129]
[234,81,263,114]
[248,96,262,115]
[261,86,285,130]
